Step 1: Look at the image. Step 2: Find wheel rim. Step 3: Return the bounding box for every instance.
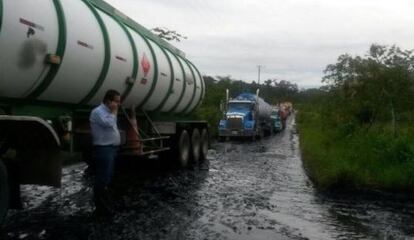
[178,130,190,167]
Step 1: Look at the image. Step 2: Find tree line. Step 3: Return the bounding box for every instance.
[300,44,414,136]
[296,44,414,190]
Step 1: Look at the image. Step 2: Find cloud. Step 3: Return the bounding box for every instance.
[104,0,414,88]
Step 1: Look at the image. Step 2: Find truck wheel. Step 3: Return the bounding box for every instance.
[177,130,190,168]
[258,129,264,139]
[0,160,9,225]
[191,129,201,163]
[200,129,209,161]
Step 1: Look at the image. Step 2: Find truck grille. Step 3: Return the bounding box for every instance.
[227,117,243,130]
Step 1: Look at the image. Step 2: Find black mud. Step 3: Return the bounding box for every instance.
[1,115,414,240]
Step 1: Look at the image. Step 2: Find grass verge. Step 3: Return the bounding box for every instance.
[297,109,414,192]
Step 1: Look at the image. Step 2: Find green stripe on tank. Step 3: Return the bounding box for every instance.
[88,0,185,58]
[180,60,197,114]
[187,60,204,112]
[168,54,187,114]
[153,46,174,112]
[136,38,158,109]
[26,0,67,100]
[113,18,138,102]
[78,0,111,105]
[90,1,139,102]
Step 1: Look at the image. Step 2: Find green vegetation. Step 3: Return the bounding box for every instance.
[297,44,414,191]
[298,108,414,190]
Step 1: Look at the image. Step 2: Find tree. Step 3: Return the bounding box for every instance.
[151,27,187,42]
[323,44,414,135]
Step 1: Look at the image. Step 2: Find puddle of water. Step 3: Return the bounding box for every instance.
[3,115,414,240]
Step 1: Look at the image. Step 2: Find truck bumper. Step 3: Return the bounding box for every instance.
[219,129,256,137]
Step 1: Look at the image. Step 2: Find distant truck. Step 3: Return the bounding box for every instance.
[218,90,273,140]
[0,0,209,223]
[270,106,283,133]
[278,102,293,129]
[280,102,293,116]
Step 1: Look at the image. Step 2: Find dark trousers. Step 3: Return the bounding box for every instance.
[93,146,118,211]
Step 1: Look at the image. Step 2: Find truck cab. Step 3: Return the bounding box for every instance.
[219,100,257,139]
[270,107,283,133]
[218,91,272,140]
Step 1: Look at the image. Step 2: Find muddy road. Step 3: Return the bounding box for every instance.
[1,115,414,240]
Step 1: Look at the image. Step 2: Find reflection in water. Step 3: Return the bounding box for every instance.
[197,116,414,239]
[275,118,413,239]
[2,114,414,240]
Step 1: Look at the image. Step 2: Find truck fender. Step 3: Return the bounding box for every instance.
[0,115,62,187]
[0,115,60,147]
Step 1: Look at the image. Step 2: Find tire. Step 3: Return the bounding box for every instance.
[190,129,201,163]
[176,130,190,168]
[250,133,256,141]
[0,160,9,225]
[250,125,258,141]
[200,129,209,161]
[258,129,264,139]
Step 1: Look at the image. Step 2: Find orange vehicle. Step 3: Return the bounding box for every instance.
[280,102,293,116]
[279,107,288,129]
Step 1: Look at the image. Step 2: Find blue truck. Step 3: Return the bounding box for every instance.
[218,90,273,141]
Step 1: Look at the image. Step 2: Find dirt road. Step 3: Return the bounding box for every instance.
[1,115,413,240]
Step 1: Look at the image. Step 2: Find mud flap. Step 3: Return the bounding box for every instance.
[18,149,62,187]
[0,116,62,187]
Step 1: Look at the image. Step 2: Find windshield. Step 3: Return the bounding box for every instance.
[228,102,253,112]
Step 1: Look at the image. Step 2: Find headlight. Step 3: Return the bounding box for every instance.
[219,120,227,129]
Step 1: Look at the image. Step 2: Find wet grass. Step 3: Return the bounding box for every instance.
[297,110,414,192]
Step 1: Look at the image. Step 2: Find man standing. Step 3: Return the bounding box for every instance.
[89,89,121,215]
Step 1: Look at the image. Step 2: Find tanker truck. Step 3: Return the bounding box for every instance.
[0,0,209,223]
[270,106,283,133]
[218,90,273,141]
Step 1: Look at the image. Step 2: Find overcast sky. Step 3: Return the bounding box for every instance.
[104,0,414,88]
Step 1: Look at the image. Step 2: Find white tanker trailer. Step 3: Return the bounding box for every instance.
[0,0,208,223]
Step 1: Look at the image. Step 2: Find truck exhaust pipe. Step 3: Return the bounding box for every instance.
[255,89,260,103]
[226,89,230,105]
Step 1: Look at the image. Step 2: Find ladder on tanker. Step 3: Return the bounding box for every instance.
[120,107,170,157]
